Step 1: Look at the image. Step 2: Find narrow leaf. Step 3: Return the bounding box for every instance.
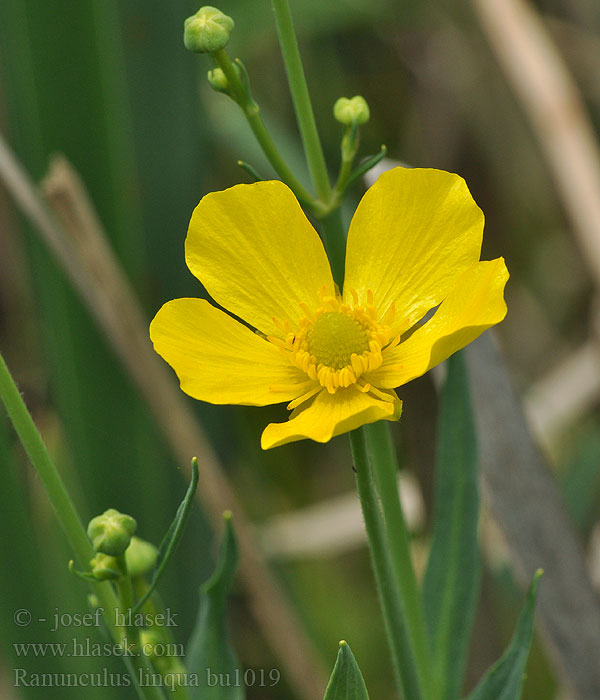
[187,512,243,700]
[237,160,264,182]
[465,570,543,700]
[323,641,369,700]
[132,457,199,613]
[422,351,481,700]
[344,145,387,188]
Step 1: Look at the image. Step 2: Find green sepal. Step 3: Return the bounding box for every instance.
[234,58,252,103]
[323,641,369,700]
[131,458,199,614]
[68,560,99,583]
[464,570,543,700]
[422,350,480,700]
[186,512,243,700]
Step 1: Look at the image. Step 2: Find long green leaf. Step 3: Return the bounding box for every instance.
[323,641,369,700]
[132,458,199,613]
[186,512,244,700]
[422,350,481,700]
[465,570,543,700]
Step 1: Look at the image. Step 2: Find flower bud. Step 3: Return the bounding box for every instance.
[184,6,235,54]
[90,553,122,581]
[140,630,176,674]
[333,96,370,126]
[87,508,137,557]
[207,67,229,93]
[125,536,158,578]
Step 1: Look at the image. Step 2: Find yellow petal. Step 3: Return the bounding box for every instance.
[343,167,484,330]
[261,386,402,449]
[186,181,335,337]
[366,258,509,389]
[150,298,314,405]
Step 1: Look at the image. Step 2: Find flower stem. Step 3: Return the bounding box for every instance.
[0,351,94,568]
[271,0,331,203]
[318,206,346,286]
[364,420,432,697]
[350,427,424,700]
[115,569,167,700]
[212,49,320,213]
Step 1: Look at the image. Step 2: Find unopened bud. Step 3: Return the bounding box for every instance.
[207,67,229,93]
[333,96,370,126]
[184,6,235,54]
[87,508,137,557]
[90,553,122,581]
[125,537,158,578]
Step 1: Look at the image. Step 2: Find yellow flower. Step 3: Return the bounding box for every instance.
[150,167,508,449]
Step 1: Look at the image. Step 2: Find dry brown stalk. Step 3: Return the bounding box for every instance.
[473,0,600,289]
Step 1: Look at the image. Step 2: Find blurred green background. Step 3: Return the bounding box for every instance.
[1,0,599,698]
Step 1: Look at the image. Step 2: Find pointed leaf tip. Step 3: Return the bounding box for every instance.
[465,570,542,700]
[187,517,242,699]
[323,640,369,700]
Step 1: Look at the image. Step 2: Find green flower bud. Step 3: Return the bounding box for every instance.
[333,96,370,126]
[140,629,161,652]
[87,508,137,557]
[90,553,122,581]
[184,6,235,54]
[207,67,229,93]
[140,630,182,674]
[125,536,158,578]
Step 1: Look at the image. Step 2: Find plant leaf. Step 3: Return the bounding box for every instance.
[422,351,481,700]
[464,570,543,700]
[187,512,244,700]
[132,457,199,613]
[323,640,369,700]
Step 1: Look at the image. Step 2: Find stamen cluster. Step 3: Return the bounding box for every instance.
[270,288,399,395]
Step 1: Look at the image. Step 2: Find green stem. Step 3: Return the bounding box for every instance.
[132,579,191,700]
[318,206,346,286]
[0,352,94,568]
[213,49,321,213]
[117,577,167,700]
[0,351,164,700]
[271,0,331,202]
[364,421,432,697]
[350,427,423,700]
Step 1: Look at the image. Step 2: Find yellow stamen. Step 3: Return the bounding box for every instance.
[267,335,287,348]
[287,385,322,410]
[367,386,396,403]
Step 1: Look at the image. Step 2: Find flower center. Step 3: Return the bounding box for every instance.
[268,288,400,395]
[306,311,370,370]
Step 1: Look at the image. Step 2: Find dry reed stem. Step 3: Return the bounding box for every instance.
[473,0,600,288]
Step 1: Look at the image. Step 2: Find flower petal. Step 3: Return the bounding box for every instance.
[343,167,484,329]
[185,180,335,337]
[261,386,402,449]
[366,258,509,389]
[150,298,314,405]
